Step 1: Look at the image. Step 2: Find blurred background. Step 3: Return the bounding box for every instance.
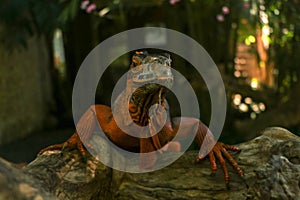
[0,0,299,163]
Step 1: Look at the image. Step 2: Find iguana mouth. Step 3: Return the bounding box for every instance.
[131,63,173,89]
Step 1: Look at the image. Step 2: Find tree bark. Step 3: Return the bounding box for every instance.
[0,127,299,199]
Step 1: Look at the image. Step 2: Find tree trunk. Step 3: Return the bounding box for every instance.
[0,127,299,199]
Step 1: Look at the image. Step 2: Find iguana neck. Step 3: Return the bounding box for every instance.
[128,84,166,126]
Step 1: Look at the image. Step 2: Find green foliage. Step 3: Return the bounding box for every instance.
[30,0,64,34]
[233,0,300,94]
[264,0,300,94]
[0,0,32,48]
[0,0,79,49]
[58,0,80,24]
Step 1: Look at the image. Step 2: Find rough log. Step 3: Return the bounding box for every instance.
[0,127,299,199]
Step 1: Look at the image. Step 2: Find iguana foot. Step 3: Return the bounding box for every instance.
[196,142,244,188]
[38,133,87,156]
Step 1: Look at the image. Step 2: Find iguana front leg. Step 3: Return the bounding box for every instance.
[38,132,87,156]
[171,117,244,186]
[38,105,100,156]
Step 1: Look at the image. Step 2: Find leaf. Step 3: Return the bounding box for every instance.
[58,0,80,23]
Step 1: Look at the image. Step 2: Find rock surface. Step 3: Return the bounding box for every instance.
[0,127,299,200]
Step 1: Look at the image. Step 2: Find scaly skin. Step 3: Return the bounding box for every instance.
[39,51,243,187]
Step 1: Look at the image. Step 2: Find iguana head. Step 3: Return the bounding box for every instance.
[126,51,174,126]
[129,51,173,87]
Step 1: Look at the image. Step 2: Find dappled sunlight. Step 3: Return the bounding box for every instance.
[232,93,266,120]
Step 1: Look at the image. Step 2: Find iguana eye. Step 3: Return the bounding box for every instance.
[132,60,139,67]
[130,56,142,68]
[130,51,148,69]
